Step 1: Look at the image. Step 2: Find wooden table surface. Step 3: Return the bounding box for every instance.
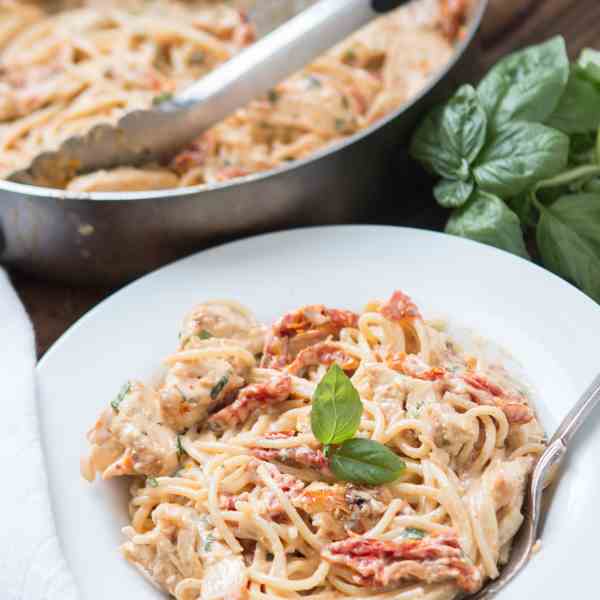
[9,0,599,357]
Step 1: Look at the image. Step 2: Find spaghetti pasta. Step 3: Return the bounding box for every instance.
[0,0,471,190]
[83,290,545,599]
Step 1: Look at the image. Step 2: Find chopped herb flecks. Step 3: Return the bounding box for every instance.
[111,382,131,413]
[343,49,357,64]
[305,75,322,89]
[210,374,229,400]
[152,92,173,105]
[176,434,185,457]
[197,330,212,340]
[402,527,426,540]
[147,477,159,488]
[189,49,205,65]
[203,533,216,552]
[267,89,279,103]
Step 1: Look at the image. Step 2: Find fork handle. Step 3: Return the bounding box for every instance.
[549,373,600,447]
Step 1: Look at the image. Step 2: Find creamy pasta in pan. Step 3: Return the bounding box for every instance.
[82,291,544,600]
[0,0,471,191]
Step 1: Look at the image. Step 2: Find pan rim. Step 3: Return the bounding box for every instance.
[0,0,488,203]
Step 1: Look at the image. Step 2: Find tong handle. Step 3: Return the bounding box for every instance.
[139,0,411,157]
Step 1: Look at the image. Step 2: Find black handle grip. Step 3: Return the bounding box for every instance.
[371,0,409,13]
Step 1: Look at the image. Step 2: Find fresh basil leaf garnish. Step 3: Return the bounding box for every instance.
[401,527,426,540]
[536,193,600,302]
[547,65,600,134]
[473,122,569,198]
[111,382,131,413]
[410,85,487,180]
[569,131,600,166]
[477,36,569,128]
[446,191,530,259]
[434,178,475,208]
[311,364,363,445]
[507,194,538,228]
[578,48,600,87]
[330,438,405,486]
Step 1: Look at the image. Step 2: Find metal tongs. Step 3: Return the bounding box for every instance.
[10,0,408,187]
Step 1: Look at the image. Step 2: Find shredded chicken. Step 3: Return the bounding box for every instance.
[84,381,178,480]
[180,301,266,355]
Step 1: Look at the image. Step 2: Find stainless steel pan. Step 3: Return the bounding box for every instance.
[0,0,488,285]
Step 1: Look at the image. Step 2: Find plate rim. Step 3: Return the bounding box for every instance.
[37,224,600,374]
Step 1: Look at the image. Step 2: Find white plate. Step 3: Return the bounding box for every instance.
[37,225,600,599]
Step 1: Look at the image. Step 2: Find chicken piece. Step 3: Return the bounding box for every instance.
[481,457,533,513]
[322,534,481,593]
[426,403,478,458]
[352,363,408,419]
[388,353,445,381]
[160,357,244,431]
[466,457,534,574]
[343,485,392,533]
[160,344,255,431]
[251,446,332,478]
[84,381,178,480]
[208,374,292,431]
[261,305,358,369]
[459,373,533,425]
[201,556,248,600]
[179,300,266,355]
[122,503,236,597]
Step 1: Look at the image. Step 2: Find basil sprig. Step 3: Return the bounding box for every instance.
[310,364,362,444]
[311,365,405,486]
[410,35,600,304]
[330,438,406,486]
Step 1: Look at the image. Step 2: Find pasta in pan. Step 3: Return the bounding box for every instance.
[82,291,544,600]
[0,0,471,191]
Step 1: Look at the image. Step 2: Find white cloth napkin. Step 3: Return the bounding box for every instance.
[0,269,79,600]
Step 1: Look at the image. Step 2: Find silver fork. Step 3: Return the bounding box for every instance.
[470,373,600,599]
